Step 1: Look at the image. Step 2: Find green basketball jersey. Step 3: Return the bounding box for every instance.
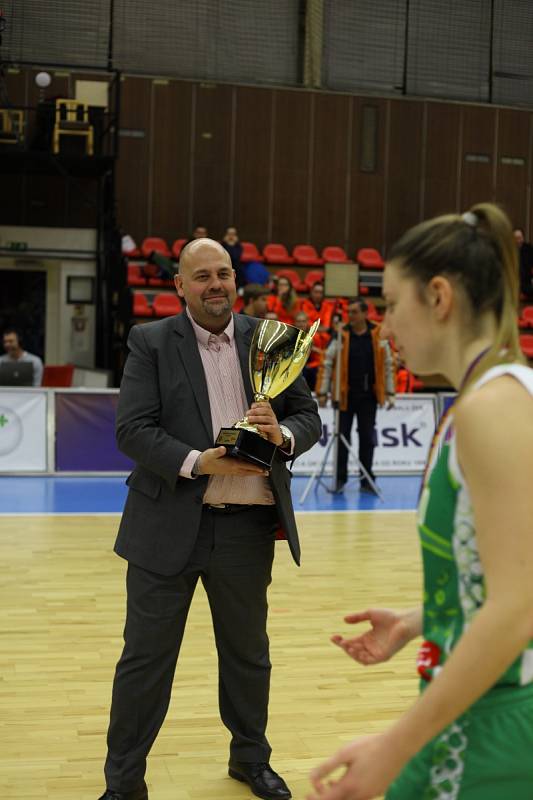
[417,364,533,687]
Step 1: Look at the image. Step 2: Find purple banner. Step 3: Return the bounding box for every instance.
[55,393,133,471]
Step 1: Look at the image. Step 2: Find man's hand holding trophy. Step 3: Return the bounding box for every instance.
[209,318,320,472]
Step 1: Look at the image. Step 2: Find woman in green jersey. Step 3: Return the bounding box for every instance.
[308,203,533,800]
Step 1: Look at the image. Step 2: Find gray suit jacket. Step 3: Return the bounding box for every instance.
[114,312,322,575]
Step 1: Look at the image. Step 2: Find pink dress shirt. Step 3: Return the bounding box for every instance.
[180,309,277,505]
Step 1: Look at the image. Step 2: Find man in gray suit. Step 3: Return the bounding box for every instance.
[98,239,321,800]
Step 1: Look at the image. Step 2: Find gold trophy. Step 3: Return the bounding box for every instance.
[215,318,320,468]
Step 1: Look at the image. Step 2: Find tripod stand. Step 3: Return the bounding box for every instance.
[299,322,383,504]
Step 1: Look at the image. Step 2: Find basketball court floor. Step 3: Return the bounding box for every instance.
[1,475,422,800]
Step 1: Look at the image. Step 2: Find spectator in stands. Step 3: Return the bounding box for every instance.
[300,281,334,332]
[0,328,43,386]
[244,260,271,287]
[513,227,533,298]
[265,310,279,321]
[294,310,328,391]
[183,224,208,248]
[316,298,395,493]
[221,226,245,288]
[240,284,269,318]
[267,276,300,325]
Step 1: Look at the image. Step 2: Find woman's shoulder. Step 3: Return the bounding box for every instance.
[455,366,533,435]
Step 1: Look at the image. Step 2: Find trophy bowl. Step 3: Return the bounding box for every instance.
[215,318,320,468]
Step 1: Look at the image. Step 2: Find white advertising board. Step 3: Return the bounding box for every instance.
[293,394,437,475]
[0,391,48,471]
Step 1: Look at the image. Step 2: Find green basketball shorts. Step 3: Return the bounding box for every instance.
[385,683,533,799]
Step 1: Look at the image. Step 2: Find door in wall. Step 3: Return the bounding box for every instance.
[0,270,46,360]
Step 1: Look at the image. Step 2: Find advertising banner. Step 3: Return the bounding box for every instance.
[55,392,134,472]
[0,390,47,471]
[293,395,437,475]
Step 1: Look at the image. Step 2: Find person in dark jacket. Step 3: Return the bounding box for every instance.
[221,226,245,288]
[97,238,321,800]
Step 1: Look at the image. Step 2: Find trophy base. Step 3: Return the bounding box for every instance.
[215,427,276,469]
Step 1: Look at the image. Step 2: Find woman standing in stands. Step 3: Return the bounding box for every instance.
[308,203,533,800]
[267,275,301,324]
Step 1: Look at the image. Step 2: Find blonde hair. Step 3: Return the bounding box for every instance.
[388,202,525,391]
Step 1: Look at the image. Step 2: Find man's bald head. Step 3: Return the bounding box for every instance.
[179,238,231,273]
[174,238,237,333]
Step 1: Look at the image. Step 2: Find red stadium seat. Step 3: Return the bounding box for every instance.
[233,296,244,313]
[172,238,187,260]
[292,244,324,266]
[127,264,146,287]
[366,301,383,322]
[41,364,75,387]
[357,248,385,269]
[304,269,325,290]
[241,242,264,262]
[141,237,171,259]
[263,243,295,265]
[518,306,533,328]
[133,292,153,317]
[152,293,183,317]
[141,262,173,288]
[276,269,307,293]
[519,334,533,358]
[322,245,350,263]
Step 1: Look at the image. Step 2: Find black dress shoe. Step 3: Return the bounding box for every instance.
[228,761,291,799]
[97,782,148,800]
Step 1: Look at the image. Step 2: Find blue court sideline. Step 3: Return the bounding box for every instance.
[0,475,421,514]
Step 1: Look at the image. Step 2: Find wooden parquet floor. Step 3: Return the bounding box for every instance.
[0,511,421,800]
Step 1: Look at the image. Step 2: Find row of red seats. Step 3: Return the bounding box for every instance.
[133,293,183,317]
[131,290,533,357]
[123,237,385,269]
[127,263,330,292]
[133,291,380,322]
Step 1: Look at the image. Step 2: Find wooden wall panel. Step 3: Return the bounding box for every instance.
[8,67,533,257]
[149,80,193,244]
[23,72,71,227]
[385,100,424,249]
[310,92,350,251]
[495,108,530,229]
[460,106,496,210]
[1,70,26,226]
[192,83,233,239]
[233,86,273,247]
[5,68,27,105]
[65,178,99,228]
[271,89,312,248]
[0,176,24,225]
[26,174,67,226]
[115,76,152,243]
[424,103,461,218]
[349,98,387,255]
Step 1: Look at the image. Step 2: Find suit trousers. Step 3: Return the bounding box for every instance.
[337,394,377,484]
[104,503,279,792]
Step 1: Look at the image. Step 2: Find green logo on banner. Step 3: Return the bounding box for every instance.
[0,407,23,455]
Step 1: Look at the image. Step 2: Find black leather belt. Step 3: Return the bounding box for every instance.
[205,503,255,515]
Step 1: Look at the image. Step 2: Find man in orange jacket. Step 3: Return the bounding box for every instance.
[316,298,395,493]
